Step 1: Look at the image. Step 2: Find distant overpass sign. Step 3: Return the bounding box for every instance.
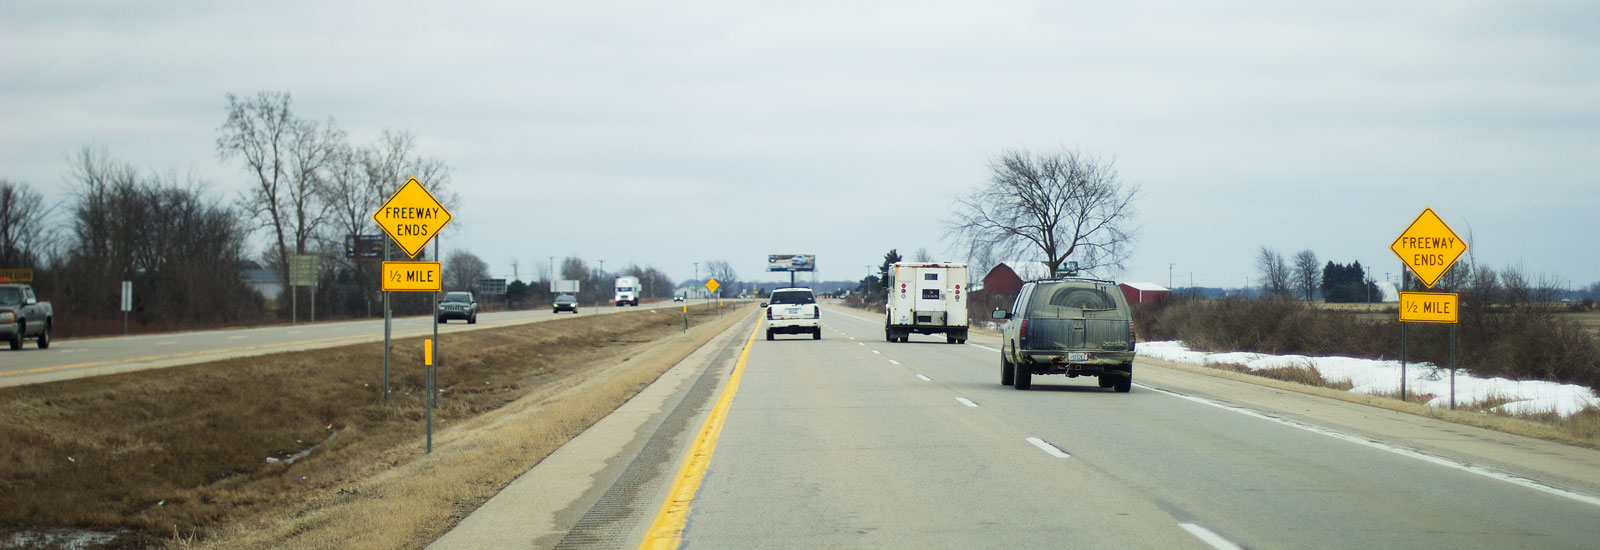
[372,178,452,258]
[1389,207,1466,288]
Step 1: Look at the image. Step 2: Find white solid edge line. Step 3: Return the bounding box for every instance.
[1026,437,1070,458]
[1178,523,1244,550]
[916,374,931,381]
[967,343,1001,353]
[956,397,978,407]
[1137,384,1600,509]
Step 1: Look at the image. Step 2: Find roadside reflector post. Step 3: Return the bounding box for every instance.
[425,338,433,366]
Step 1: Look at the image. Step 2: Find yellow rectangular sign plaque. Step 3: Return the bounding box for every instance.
[1399,292,1458,324]
[382,261,442,292]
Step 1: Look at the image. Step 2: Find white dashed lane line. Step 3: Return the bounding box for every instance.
[956,397,978,407]
[1026,437,1071,458]
[915,374,931,382]
[1179,523,1245,550]
[888,359,901,365]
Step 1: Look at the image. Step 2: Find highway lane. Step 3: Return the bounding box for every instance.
[0,298,717,387]
[653,305,1600,549]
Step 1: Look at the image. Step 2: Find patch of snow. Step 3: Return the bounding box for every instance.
[1138,341,1600,417]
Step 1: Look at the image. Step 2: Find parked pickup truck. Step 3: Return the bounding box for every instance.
[1,283,53,350]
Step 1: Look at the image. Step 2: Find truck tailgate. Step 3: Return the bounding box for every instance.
[1022,318,1132,351]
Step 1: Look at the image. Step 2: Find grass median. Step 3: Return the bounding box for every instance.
[0,303,751,548]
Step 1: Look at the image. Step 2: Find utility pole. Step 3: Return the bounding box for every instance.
[512,259,519,282]
[598,259,605,308]
[1169,263,1174,290]
[693,262,700,299]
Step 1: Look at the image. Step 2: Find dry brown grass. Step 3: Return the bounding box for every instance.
[0,303,749,548]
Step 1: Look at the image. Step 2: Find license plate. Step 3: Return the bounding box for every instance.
[787,308,800,316]
[1067,352,1088,362]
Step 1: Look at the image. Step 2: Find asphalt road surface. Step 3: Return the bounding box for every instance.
[0,298,713,387]
[544,305,1600,549]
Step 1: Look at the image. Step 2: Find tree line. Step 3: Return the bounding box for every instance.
[0,90,462,335]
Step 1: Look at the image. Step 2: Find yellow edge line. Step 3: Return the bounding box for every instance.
[639,317,762,550]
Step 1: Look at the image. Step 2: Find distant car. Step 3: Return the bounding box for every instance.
[553,294,579,314]
[437,291,478,324]
[673,295,684,302]
[764,287,821,341]
[992,278,1136,392]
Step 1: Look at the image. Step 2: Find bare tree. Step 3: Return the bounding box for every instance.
[913,248,933,262]
[0,179,49,268]
[443,249,490,292]
[61,147,254,327]
[1256,247,1292,299]
[216,90,345,300]
[1292,249,1320,301]
[705,260,737,288]
[950,149,1139,277]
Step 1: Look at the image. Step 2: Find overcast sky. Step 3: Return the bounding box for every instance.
[4,1,1597,289]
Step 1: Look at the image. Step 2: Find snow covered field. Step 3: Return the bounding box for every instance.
[1138,341,1600,417]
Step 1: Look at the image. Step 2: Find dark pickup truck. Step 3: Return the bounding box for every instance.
[1,283,53,350]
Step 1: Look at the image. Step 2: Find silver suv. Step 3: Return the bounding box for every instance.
[991,278,1136,392]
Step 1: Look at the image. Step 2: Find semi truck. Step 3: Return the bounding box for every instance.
[884,262,968,344]
[614,276,640,306]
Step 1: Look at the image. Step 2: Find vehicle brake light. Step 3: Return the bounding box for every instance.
[766,307,773,319]
[1129,322,1137,343]
[813,307,820,319]
[1019,319,1028,342]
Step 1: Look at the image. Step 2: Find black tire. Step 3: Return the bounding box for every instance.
[1114,366,1133,393]
[1098,375,1115,389]
[7,328,20,351]
[468,315,476,325]
[1001,355,1015,386]
[947,334,958,344]
[812,328,821,340]
[437,317,447,324]
[36,323,49,349]
[766,329,774,341]
[885,329,894,342]
[1014,361,1032,390]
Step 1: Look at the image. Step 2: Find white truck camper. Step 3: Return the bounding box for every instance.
[884,262,969,344]
[614,276,640,306]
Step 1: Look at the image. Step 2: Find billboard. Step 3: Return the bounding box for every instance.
[767,254,815,272]
[344,234,385,260]
[550,279,580,294]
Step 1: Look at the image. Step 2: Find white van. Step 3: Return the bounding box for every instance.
[884,262,968,344]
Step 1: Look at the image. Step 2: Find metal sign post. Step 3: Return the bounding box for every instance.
[121,280,132,335]
[1390,207,1467,407]
[372,177,453,453]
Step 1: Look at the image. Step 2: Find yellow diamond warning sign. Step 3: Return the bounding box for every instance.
[705,278,720,293]
[1390,207,1466,288]
[373,178,452,258]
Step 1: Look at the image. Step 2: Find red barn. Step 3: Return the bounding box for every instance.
[977,262,1053,295]
[1119,282,1170,305]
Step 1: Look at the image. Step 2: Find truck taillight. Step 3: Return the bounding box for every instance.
[813,307,820,319]
[1019,319,1028,342]
[1129,322,1137,343]
[766,307,773,319]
